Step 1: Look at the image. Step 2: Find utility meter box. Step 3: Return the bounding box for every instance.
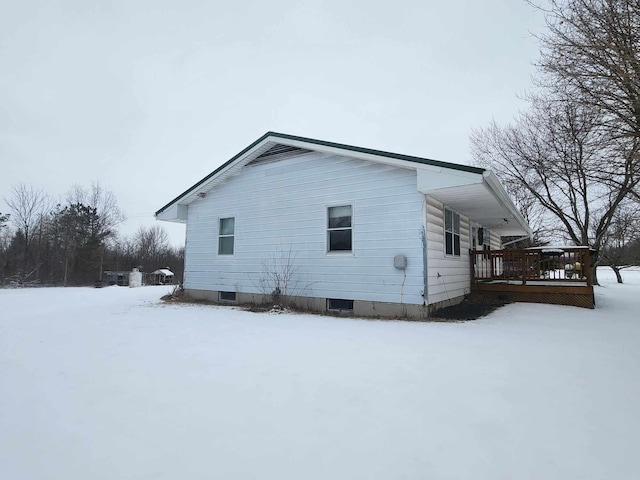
[394,255,407,270]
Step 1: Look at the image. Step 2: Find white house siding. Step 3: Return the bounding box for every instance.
[490,230,502,250]
[183,152,426,305]
[425,196,472,306]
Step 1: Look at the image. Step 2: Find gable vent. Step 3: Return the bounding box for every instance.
[248,143,314,166]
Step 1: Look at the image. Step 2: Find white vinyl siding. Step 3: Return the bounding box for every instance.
[426,196,471,305]
[183,151,425,305]
[490,229,501,250]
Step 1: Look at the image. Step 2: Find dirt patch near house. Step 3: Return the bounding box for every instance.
[430,294,511,321]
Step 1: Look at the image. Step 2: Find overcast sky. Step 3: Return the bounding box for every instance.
[1,0,545,245]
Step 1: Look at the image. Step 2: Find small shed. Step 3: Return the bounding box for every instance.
[103,270,130,286]
[148,268,174,285]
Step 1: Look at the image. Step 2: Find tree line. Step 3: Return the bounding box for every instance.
[0,183,183,287]
[472,0,640,283]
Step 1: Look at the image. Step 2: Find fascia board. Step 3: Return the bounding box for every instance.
[416,167,482,192]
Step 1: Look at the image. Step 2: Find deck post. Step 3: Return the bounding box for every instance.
[521,253,527,285]
[490,252,494,280]
[470,251,476,285]
[584,249,592,286]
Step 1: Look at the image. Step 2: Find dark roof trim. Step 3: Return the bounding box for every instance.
[155,131,486,216]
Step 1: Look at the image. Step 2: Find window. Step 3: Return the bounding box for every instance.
[327,205,352,252]
[445,208,460,256]
[219,291,236,302]
[218,217,235,255]
[327,298,354,311]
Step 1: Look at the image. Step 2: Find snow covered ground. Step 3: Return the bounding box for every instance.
[1,268,639,480]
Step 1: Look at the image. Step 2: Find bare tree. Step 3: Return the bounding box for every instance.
[600,202,640,282]
[4,184,50,281]
[472,1,640,283]
[530,0,640,195]
[471,91,636,284]
[133,225,171,268]
[66,182,126,236]
[500,178,553,246]
[533,1,640,133]
[65,182,126,280]
[0,213,11,285]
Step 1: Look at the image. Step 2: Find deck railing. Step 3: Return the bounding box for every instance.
[471,247,592,286]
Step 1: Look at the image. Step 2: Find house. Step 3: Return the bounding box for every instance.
[156,132,531,319]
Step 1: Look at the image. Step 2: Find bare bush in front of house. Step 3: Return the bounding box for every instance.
[257,247,313,309]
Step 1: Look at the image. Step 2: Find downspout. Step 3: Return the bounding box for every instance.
[421,195,429,307]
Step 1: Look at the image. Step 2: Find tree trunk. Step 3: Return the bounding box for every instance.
[64,254,69,287]
[589,249,600,286]
[611,266,623,284]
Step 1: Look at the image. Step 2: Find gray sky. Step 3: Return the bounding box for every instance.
[1,0,544,245]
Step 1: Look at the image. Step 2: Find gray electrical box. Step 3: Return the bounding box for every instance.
[394,255,407,270]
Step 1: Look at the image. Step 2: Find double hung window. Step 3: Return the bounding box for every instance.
[327,205,352,252]
[218,217,235,255]
[445,208,460,256]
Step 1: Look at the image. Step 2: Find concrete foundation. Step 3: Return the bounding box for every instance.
[184,289,451,320]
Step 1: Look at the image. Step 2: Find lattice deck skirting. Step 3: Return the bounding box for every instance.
[471,283,595,309]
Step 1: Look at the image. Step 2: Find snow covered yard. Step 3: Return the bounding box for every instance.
[1,269,639,480]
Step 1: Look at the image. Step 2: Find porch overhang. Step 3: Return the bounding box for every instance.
[417,169,532,237]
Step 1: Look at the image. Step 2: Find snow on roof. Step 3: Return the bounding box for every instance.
[151,269,174,276]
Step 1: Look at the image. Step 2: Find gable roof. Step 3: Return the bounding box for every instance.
[155,131,531,237]
[156,132,485,216]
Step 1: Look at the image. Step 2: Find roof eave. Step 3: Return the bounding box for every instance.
[155,132,486,217]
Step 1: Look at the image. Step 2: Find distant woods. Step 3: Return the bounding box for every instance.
[0,182,183,287]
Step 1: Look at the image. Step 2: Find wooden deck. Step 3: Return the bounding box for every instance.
[470,247,595,309]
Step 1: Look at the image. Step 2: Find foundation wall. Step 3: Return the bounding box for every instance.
[185,289,441,320]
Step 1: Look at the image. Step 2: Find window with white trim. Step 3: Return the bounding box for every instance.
[218,217,235,255]
[327,205,352,252]
[445,208,460,256]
